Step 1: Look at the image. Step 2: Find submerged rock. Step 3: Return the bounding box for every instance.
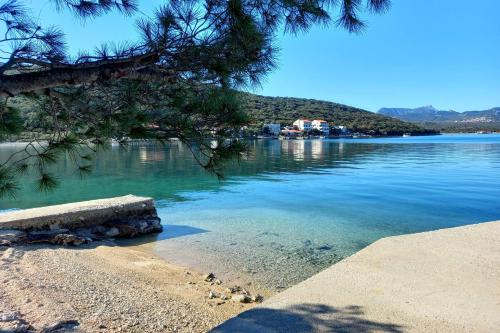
[316,244,333,251]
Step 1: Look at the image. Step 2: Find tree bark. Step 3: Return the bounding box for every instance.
[0,53,161,97]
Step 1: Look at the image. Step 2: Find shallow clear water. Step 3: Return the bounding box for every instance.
[2,134,500,290]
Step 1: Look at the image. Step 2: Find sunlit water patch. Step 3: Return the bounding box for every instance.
[2,135,500,290]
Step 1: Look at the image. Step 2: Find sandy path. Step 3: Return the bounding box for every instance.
[0,243,258,333]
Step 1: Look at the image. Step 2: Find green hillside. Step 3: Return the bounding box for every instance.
[6,92,439,140]
[242,93,439,136]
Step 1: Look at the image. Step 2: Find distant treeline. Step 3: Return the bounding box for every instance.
[6,93,440,140]
[241,93,439,136]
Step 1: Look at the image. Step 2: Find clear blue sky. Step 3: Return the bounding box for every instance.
[24,0,500,112]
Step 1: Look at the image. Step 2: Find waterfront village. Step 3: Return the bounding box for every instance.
[261,119,353,139]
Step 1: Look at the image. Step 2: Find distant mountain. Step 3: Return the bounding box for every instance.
[378,106,500,123]
[242,94,438,136]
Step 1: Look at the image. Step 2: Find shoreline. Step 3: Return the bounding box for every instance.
[3,218,500,332]
[0,241,269,333]
[122,238,276,296]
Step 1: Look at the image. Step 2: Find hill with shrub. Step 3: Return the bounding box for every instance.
[242,93,439,136]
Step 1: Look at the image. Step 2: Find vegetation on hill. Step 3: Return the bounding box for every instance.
[242,94,439,136]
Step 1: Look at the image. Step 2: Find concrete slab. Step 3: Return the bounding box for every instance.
[0,195,156,230]
[212,221,500,332]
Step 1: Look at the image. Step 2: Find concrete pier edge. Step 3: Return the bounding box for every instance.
[212,221,500,333]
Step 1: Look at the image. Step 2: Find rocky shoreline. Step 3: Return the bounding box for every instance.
[0,217,162,247]
[0,196,269,332]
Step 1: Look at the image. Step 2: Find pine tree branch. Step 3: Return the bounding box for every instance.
[0,51,166,96]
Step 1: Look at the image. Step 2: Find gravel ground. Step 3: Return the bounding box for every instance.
[0,242,263,333]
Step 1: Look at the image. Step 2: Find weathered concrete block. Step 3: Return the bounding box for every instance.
[0,195,162,246]
[0,195,158,230]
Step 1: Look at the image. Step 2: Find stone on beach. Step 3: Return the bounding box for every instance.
[204,273,216,282]
[232,294,252,303]
[0,229,26,240]
[225,286,241,294]
[251,294,264,303]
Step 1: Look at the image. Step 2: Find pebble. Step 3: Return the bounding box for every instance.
[251,294,264,303]
[225,286,241,294]
[232,294,252,303]
[14,323,30,331]
[204,273,215,282]
[0,312,20,322]
[208,291,217,299]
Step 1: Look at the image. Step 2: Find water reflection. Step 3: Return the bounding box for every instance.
[1,136,500,209]
[1,135,500,290]
[139,146,165,163]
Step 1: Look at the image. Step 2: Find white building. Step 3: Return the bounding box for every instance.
[311,119,330,135]
[293,119,312,132]
[263,123,281,135]
[332,125,348,134]
[338,125,348,133]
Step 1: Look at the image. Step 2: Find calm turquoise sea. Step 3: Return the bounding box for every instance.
[1,134,500,289]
